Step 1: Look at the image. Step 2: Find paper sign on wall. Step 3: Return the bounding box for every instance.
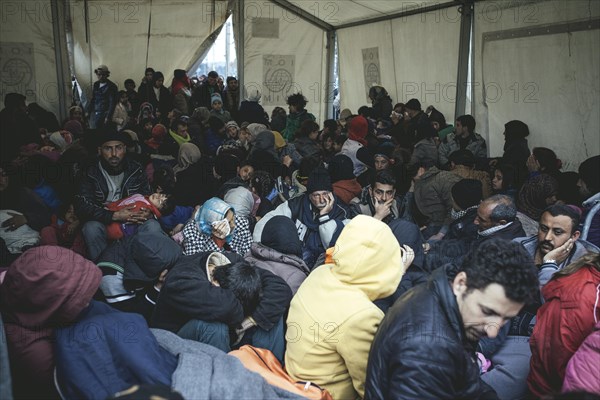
[362,47,381,100]
[262,54,296,106]
[0,42,36,104]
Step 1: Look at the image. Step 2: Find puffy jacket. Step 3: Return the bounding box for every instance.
[74,158,151,224]
[285,215,406,399]
[527,265,600,397]
[562,321,600,394]
[365,264,499,400]
[282,110,315,141]
[88,79,118,119]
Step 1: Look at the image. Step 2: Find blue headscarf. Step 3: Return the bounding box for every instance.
[194,197,235,242]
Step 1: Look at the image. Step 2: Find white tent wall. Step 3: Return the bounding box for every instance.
[241,1,328,124]
[337,6,462,123]
[473,0,600,170]
[70,0,230,104]
[0,0,67,116]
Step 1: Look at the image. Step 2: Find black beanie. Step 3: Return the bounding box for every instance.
[328,154,355,183]
[405,98,421,111]
[306,166,332,193]
[451,179,483,210]
[579,155,600,194]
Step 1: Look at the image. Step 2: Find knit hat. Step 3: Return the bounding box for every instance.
[151,123,167,139]
[246,123,267,142]
[348,115,368,146]
[306,166,332,193]
[451,179,483,210]
[225,120,240,130]
[63,119,83,137]
[211,93,222,104]
[405,98,421,111]
[578,155,600,194]
[97,128,131,147]
[328,154,355,183]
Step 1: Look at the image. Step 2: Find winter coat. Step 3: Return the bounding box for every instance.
[191,83,221,110]
[562,321,600,394]
[282,110,316,141]
[182,214,252,257]
[285,215,406,400]
[0,186,52,231]
[528,265,600,397]
[293,136,321,160]
[152,251,291,334]
[413,166,462,226]
[252,193,351,269]
[365,264,499,400]
[446,207,479,241]
[0,246,101,399]
[54,302,300,400]
[410,138,439,167]
[88,79,118,119]
[245,243,309,295]
[55,301,178,400]
[340,138,368,177]
[74,158,151,224]
[438,131,488,167]
[237,100,269,126]
[140,85,172,122]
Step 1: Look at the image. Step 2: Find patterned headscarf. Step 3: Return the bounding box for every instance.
[517,173,559,220]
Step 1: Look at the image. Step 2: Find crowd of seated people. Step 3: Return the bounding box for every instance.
[0,65,599,400]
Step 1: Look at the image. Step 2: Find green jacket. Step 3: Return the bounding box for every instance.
[282,110,315,141]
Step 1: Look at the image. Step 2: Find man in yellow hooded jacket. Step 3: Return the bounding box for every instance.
[285,215,410,399]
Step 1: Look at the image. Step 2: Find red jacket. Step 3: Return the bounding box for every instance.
[528,265,600,397]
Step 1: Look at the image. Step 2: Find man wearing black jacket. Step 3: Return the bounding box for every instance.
[365,238,538,399]
[74,129,152,261]
[151,251,292,363]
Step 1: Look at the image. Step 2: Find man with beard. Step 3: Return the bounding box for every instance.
[252,166,351,269]
[515,203,598,286]
[351,170,409,223]
[365,238,538,399]
[75,129,153,260]
[478,204,598,399]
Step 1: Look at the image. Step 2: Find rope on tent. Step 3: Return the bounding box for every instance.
[145,0,153,68]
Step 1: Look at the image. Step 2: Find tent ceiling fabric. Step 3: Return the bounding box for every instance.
[473,0,600,169]
[70,0,230,102]
[287,0,444,28]
[337,6,461,122]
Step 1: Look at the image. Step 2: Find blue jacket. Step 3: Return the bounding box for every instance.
[55,301,177,400]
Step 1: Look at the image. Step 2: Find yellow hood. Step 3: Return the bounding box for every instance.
[328,215,405,301]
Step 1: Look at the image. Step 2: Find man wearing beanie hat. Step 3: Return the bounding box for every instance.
[253,166,351,269]
[403,98,431,149]
[75,128,154,260]
[578,155,600,247]
[340,115,369,176]
[446,179,483,240]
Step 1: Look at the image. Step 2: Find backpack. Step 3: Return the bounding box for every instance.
[229,345,333,400]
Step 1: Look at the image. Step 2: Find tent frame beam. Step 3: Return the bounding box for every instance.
[455,1,473,119]
[269,0,334,31]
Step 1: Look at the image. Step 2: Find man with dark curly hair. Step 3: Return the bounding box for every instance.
[282,93,315,141]
[365,238,538,400]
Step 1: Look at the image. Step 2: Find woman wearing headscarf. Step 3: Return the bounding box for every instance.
[173,143,216,207]
[369,86,393,121]
[517,172,559,235]
[181,197,252,256]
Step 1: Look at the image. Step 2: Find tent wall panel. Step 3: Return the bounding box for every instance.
[0,0,64,115]
[70,0,230,103]
[473,0,600,169]
[242,1,327,124]
[337,6,461,122]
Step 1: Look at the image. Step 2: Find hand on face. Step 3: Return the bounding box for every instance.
[319,192,335,216]
[542,237,574,264]
[373,197,393,220]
